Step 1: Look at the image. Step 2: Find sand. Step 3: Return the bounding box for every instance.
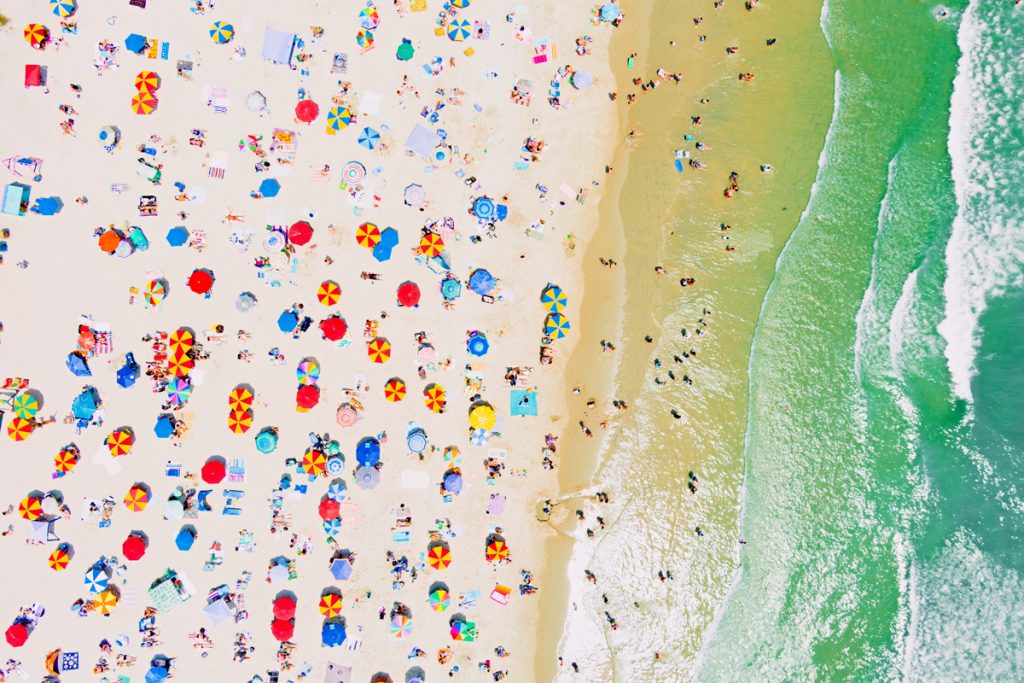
[0,1,616,681]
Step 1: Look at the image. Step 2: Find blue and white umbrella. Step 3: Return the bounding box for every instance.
[357,127,380,150]
[470,428,489,447]
[327,480,347,501]
[322,517,342,535]
[51,0,77,17]
[472,196,496,220]
[84,566,110,594]
[467,332,489,357]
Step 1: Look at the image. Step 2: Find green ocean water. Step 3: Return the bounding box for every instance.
[699,0,1024,679]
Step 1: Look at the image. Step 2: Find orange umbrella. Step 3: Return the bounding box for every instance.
[319,593,343,617]
[367,337,391,364]
[134,70,160,93]
[54,448,78,473]
[93,589,119,616]
[24,24,48,48]
[424,384,446,413]
[384,378,407,402]
[167,355,194,378]
[7,417,34,442]
[228,409,253,434]
[486,540,509,563]
[18,496,42,521]
[427,543,452,570]
[355,222,381,248]
[48,547,71,571]
[123,485,150,512]
[97,229,122,253]
[228,386,254,411]
[301,450,327,476]
[106,428,134,456]
[418,232,445,257]
[317,280,341,306]
[169,328,194,356]
[131,91,158,115]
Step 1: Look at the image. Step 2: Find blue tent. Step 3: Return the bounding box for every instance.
[469,269,496,296]
[125,33,148,53]
[510,389,538,417]
[329,558,353,580]
[117,353,139,388]
[443,472,463,494]
[322,620,347,647]
[467,332,489,357]
[255,428,278,454]
[175,526,196,551]
[166,226,189,247]
[406,427,427,454]
[259,178,281,198]
[154,414,174,439]
[372,227,399,262]
[356,437,381,467]
[34,197,62,215]
[277,310,298,333]
[66,352,91,377]
[71,387,99,421]
[440,277,462,300]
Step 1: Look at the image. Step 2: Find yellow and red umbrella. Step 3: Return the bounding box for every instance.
[167,355,194,378]
[319,594,343,618]
[123,485,150,512]
[54,448,78,474]
[18,496,43,521]
[48,547,71,571]
[7,417,34,442]
[131,91,158,115]
[228,409,253,434]
[169,328,195,356]
[424,384,446,413]
[418,232,445,257]
[134,70,160,93]
[301,449,327,476]
[106,428,134,457]
[427,543,452,570]
[93,589,119,616]
[317,280,341,306]
[384,378,407,403]
[367,337,392,364]
[486,540,509,563]
[24,24,48,49]
[355,222,381,248]
[228,385,254,412]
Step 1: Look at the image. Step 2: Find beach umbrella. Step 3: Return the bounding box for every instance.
[123,534,147,561]
[471,196,496,220]
[342,160,366,185]
[302,450,328,476]
[297,384,321,409]
[228,385,255,412]
[600,2,622,21]
[447,18,471,41]
[367,337,392,363]
[175,526,197,551]
[5,624,28,648]
[297,357,320,385]
[355,466,380,490]
[98,229,122,253]
[168,355,194,378]
[356,438,381,467]
[327,479,347,501]
[134,71,160,93]
[443,471,463,494]
[84,566,110,594]
[355,29,373,48]
[163,498,185,520]
[228,409,253,434]
[295,99,320,123]
[144,279,167,306]
[452,0,471,6]
[270,618,294,642]
[209,21,235,44]
[443,446,462,465]
[166,377,192,405]
[451,621,476,642]
[24,24,48,48]
[318,497,340,521]
[124,485,150,512]
[319,594,342,617]
[356,222,381,248]
[407,427,428,454]
[51,0,77,17]
[107,428,134,456]
[440,277,462,301]
[71,387,99,421]
[259,178,281,198]
[541,284,567,312]
[245,91,268,113]
[131,91,158,115]
[188,268,214,294]
[359,5,380,28]
[18,496,42,521]
[384,378,407,403]
[55,447,79,473]
[118,355,140,388]
[429,587,450,611]
[330,557,354,580]
[236,291,257,312]
[418,232,444,257]
[99,126,119,146]
[336,404,359,428]
[391,614,412,638]
[322,620,347,647]
[545,313,571,339]
[93,588,120,615]
[169,327,194,356]
[374,227,399,262]
[396,40,414,61]
[201,458,226,484]
[424,385,446,413]
[469,403,496,431]
[273,596,297,620]
[326,106,352,134]
[277,310,299,333]
[358,127,380,150]
[146,666,169,683]
[427,542,451,570]
[317,280,341,306]
[486,539,509,563]
[397,281,421,307]
[469,268,496,295]
[48,547,71,571]
[288,220,313,246]
[319,315,348,341]
[467,332,489,357]
[255,428,279,454]
[154,415,174,439]
[10,392,40,419]
[125,33,148,54]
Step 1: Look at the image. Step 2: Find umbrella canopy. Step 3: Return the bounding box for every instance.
[297,384,320,409]
[98,229,122,253]
[467,332,489,356]
[166,377,192,405]
[168,355,195,378]
[397,281,421,307]
[541,284,568,312]
[210,20,235,44]
[384,378,407,402]
[255,428,279,454]
[336,403,359,427]
[571,70,593,89]
[326,106,352,134]
[154,414,175,439]
[228,385,255,411]
[407,428,428,454]
[123,534,147,561]
[600,2,622,21]
[356,29,374,47]
[302,449,328,476]
[486,539,510,563]
[317,280,341,306]
[51,0,77,17]
[201,458,226,484]
[429,587,451,611]
[469,268,496,295]
[427,542,451,570]
[318,497,340,521]
[319,593,343,617]
[320,315,348,341]
[356,222,381,248]
[342,160,366,185]
[245,90,268,112]
[10,392,40,418]
[270,618,294,642]
[367,337,392,363]
[236,291,258,312]
[228,409,254,434]
[396,40,415,61]
[424,385,446,413]
[452,0,471,6]
[354,466,380,490]
[545,313,571,339]
[469,402,497,431]
[24,24,48,48]
[5,623,28,648]
[418,232,444,256]
[125,33,148,53]
[374,227,399,262]
[107,428,134,456]
[356,437,381,467]
[169,327,195,355]
[55,447,79,473]
[18,496,42,520]
[443,471,463,494]
[451,620,476,641]
[273,596,297,620]
[188,268,214,294]
[175,526,196,551]
[322,620,347,647]
[295,99,320,123]
[94,588,120,615]
[259,178,281,197]
[131,91,158,115]
[391,614,413,638]
[84,566,110,593]
[359,5,380,28]
[297,357,320,384]
[135,70,160,93]
[277,310,299,333]
[330,557,354,580]
[71,387,99,421]
[447,18,471,41]
[144,279,167,306]
[440,277,462,300]
[288,220,313,245]
[472,196,496,220]
[358,127,381,149]
[48,547,71,571]
[124,485,150,512]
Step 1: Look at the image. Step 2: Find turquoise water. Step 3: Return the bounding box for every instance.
[700,0,1024,679]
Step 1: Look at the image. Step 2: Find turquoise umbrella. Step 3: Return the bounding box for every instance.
[255,428,278,454]
[210,21,235,45]
[447,19,471,41]
[545,313,570,339]
[541,284,567,312]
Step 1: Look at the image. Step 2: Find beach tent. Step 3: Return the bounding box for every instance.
[468,268,496,296]
[125,33,148,54]
[66,352,91,376]
[262,28,296,65]
[330,557,354,580]
[405,124,440,158]
[3,183,31,216]
[24,65,45,87]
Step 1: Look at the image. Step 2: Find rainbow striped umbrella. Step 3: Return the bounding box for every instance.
[144,279,166,306]
[210,21,235,44]
[166,378,192,405]
[356,29,374,48]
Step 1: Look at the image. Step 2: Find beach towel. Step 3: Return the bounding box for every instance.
[486,493,506,515]
[458,590,480,608]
